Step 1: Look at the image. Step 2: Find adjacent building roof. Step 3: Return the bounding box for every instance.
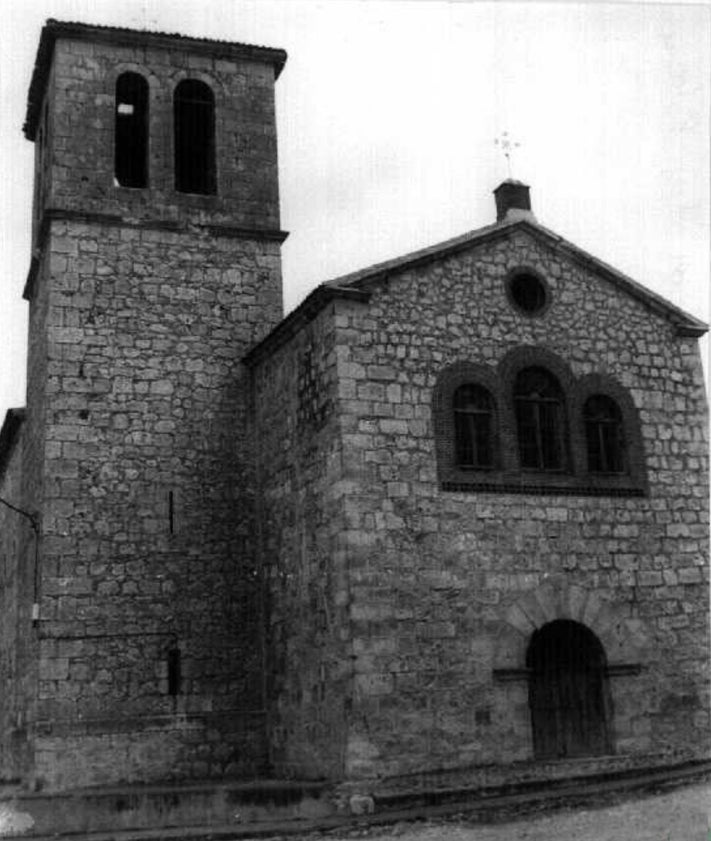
[245,216,708,366]
[244,285,370,367]
[24,18,288,140]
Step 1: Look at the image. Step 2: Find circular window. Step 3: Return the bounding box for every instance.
[507,271,549,315]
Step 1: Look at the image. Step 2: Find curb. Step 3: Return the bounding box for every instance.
[12,758,711,841]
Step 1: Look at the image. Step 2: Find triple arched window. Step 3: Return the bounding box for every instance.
[114,74,216,195]
[434,351,645,495]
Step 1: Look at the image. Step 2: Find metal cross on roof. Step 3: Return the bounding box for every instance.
[494,132,521,179]
[128,0,159,30]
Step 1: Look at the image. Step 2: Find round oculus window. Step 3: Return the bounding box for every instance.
[507,271,548,315]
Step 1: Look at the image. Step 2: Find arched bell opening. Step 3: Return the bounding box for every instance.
[174,79,216,195]
[526,619,614,759]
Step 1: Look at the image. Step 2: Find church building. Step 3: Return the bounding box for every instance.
[0,20,708,796]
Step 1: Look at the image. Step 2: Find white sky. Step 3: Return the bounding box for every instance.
[0,0,709,422]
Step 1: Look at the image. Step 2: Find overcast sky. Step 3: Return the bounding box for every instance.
[1,0,709,422]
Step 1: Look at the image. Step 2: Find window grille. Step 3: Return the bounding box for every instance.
[453,384,494,468]
[514,367,565,471]
[584,394,626,474]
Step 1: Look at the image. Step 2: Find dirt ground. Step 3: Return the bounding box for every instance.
[260,780,711,841]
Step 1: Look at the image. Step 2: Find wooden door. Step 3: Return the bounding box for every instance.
[527,620,612,759]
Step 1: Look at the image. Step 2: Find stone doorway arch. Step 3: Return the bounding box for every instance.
[527,619,613,759]
[492,576,653,760]
[494,577,652,670]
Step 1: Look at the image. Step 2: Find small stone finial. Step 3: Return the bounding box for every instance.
[494,132,521,179]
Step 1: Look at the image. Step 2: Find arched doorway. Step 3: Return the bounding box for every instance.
[526,620,613,759]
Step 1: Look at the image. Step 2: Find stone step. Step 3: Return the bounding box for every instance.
[2,758,710,839]
[0,779,333,838]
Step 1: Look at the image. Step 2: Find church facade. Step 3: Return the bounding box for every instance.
[0,20,708,794]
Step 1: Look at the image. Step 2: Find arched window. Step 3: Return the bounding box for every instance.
[584,395,626,474]
[527,620,613,759]
[115,72,148,188]
[514,367,565,471]
[174,79,216,195]
[453,384,495,468]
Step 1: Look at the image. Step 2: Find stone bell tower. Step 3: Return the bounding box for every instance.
[18,19,287,789]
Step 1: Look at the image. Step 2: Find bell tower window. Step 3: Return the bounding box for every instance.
[174,79,216,195]
[114,72,149,188]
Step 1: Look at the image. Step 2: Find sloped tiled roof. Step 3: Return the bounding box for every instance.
[323,216,708,336]
[24,19,287,139]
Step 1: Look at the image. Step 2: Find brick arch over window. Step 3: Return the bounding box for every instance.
[574,373,648,494]
[513,366,567,472]
[497,345,579,472]
[497,346,577,387]
[432,361,501,486]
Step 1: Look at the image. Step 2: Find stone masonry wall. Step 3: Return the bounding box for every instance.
[252,304,352,780]
[328,227,709,781]
[29,219,282,789]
